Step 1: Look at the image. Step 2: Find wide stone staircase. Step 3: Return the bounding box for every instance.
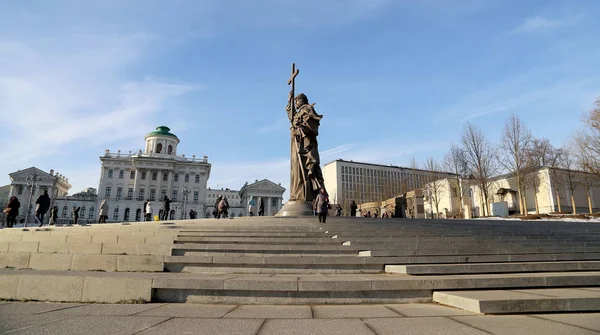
[0,217,599,314]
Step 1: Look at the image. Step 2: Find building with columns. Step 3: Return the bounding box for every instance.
[239,179,286,216]
[97,126,211,222]
[6,167,71,225]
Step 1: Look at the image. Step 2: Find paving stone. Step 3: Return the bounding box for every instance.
[17,275,84,302]
[533,314,600,332]
[82,276,152,303]
[38,241,70,253]
[451,315,598,335]
[0,302,82,314]
[0,314,77,333]
[71,254,117,272]
[259,319,375,335]
[40,303,166,316]
[385,303,478,316]
[13,315,169,335]
[312,305,401,318]
[138,318,264,335]
[8,242,39,253]
[223,305,312,319]
[29,253,73,271]
[0,252,30,268]
[364,317,487,335]
[135,303,236,318]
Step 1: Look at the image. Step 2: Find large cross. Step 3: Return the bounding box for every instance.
[288,63,299,96]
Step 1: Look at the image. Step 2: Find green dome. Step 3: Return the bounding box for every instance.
[145,126,179,140]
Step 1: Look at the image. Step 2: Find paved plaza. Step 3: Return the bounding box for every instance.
[0,301,599,334]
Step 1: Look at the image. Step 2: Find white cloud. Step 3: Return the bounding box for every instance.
[512,15,577,34]
[0,31,199,192]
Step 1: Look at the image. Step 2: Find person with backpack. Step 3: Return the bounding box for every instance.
[217,196,229,219]
[72,206,81,225]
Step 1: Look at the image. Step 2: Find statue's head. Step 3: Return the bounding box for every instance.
[294,93,308,108]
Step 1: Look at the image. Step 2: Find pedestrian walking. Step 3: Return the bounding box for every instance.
[350,200,358,217]
[314,188,330,224]
[98,199,109,223]
[72,206,81,225]
[5,196,20,228]
[49,206,58,225]
[35,190,51,227]
[146,201,153,222]
[162,196,171,220]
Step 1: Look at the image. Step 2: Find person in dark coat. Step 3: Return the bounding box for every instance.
[217,196,229,219]
[72,206,81,225]
[214,195,221,218]
[258,198,265,216]
[162,196,171,220]
[5,196,20,228]
[314,188,329,224]
[189,209,195,219]
[35,190,51,227]
[350,200,358,217]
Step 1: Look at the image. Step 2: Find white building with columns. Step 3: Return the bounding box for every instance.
[7,167,71,225]
[239,179,286,216]
[97,126,211,222]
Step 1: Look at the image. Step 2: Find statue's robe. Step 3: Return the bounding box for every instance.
[288,103,324,202]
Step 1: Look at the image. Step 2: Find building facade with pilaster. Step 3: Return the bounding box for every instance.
[97,126,211,222]
[239,179,286,216]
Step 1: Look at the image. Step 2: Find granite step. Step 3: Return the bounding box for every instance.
[359,249,600,257]
[433,288,600,314]
[175,237,340,244]
[386,261,600,275]
[164,255,383,274]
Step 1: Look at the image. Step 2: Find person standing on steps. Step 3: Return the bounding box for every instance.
[350,200,358,217]
[5,196,20,228]
[258,198,265,216]
[162,196,172,220]
[213,195,221,218]
[314,188,329,224]
[72,206,81,225]
[146,201,153,222]
[98,199,109,223]
[143,199,149,221]
[49,206,58,225]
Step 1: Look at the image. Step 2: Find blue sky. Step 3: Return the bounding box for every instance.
[1,0,599,200]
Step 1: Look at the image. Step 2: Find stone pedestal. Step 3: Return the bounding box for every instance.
[275,201,314,217]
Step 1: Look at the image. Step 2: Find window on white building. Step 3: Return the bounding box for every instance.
[172,190,178,201]
[81,206,86,218]
[152,172,157,181]
[113,208,119,220]
[89,207,94,219]
[124,208,130,221]
[139,188,145,200]
[185,174,189,182]
[62,206,68,218]
[195,174,200,183]
[168,145,173,154]
[141,171,147,180]
[108,169,113,178]
[161,189,167,199]
[116,187,123,199]
[119,170,124,179]
[163,172,168,181]
[17,186,23,195]
[105,187,112,198]
[128,188,133,199]
[150,189,156,201]
[193,191,199,202]
[156,143,163,153]
[174,173,179,182]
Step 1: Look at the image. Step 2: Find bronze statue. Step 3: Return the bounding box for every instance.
[286,63,325,202]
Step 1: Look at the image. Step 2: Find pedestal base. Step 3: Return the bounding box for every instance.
[275,200,314,217]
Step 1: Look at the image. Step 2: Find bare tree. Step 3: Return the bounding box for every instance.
[424,157,446,218]
[524,138,564,214]
[561,150,580,214]
[575,98,600,176]
[443,144,469,218]
[461,123,498,216]
[499,114,532,215]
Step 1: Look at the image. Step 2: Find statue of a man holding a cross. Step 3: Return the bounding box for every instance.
[285,63,325,203]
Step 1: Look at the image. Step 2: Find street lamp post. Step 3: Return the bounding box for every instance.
[24,173,42,227]
[181,187,191,220]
